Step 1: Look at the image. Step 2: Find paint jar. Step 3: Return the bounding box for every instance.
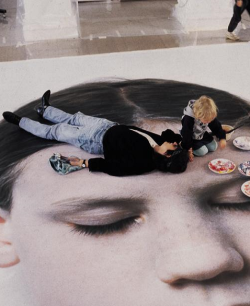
[222,124,234,141]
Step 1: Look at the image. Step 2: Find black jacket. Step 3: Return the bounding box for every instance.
[88,125,182,176]
[181,116,226,150]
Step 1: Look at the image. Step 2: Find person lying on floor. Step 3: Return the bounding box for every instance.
[3,90,189,177]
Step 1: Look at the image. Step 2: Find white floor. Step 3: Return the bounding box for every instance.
[1,42,250,114]
[1,0,250,62]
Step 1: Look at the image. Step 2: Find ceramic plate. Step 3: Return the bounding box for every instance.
[238,161,250,176]
[208,158,236,174]
[241,181,250,197]
[233,136,250,150]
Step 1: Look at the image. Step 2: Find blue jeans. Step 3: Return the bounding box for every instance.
[19,106,117,154]
[193,139,218,157]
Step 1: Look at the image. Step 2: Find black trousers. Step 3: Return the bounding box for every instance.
[228,0,250,32]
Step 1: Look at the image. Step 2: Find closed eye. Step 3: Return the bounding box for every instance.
[210,202,250,212]
[196,179,250,213]
[72,216,142,236]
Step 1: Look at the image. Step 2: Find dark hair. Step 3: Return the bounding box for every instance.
[1,78,250,212]
[153,149,189,174]
[168,150,189,173]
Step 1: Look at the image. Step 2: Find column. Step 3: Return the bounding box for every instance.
[18,0,79,42]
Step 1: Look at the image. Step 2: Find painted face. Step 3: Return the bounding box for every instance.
[7,126,250,306]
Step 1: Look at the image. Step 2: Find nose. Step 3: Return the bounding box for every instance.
[155,214,244,284]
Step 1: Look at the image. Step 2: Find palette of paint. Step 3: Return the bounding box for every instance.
[208,158,236,174]
[238,161,250,177]
[233,136,250,150]
[241,181,250,197]
[222,124,234,141]
[209,121,250,196]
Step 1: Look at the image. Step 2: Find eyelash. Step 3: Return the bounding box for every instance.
[71,202,250,237]
[210,203,250,212]
[72,216,140,236]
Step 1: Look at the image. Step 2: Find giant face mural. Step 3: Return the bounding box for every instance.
[1,78,250,306]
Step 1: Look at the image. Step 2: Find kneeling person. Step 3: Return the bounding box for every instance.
[180,95,226,157]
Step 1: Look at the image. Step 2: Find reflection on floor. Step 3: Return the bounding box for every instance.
[0,0,250,62]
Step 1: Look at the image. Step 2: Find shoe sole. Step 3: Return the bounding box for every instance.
[226,37,239,41]
[226,34,239,41]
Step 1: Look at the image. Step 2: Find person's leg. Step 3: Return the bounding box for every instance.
[20,116,117,154]
[42,106,72,124]
[205,139,218,152]
[44,106,115,129]
[43,107,117,153]
[246,0,250,14]
[37,90,51,117]
[227,2,244,39]
[19,117,84,148]
[193,146,209,157]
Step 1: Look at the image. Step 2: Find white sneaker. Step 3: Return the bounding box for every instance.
[241,22,247,30]
[226,31,240,41]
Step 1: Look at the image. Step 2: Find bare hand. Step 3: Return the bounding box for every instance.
[219,139,227,149]
[188,148,194,162]
[69,157,83,167]
[170,142,178,150]
[61,155,83,167]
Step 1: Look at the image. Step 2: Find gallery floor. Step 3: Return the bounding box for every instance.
[1,2,250,306]
[0,0,250,62]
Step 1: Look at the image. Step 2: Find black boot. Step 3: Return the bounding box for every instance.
[2,111,21,125]
[37,90,51,117]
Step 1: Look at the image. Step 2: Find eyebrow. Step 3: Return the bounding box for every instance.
[45,197,148,226]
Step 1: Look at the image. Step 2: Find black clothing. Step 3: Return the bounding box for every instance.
[228,0,250,32]
[181,116,226,150]
[88,125,182,176]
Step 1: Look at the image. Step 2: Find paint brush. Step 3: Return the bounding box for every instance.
[225,123,246,134]
[226,115,250,134]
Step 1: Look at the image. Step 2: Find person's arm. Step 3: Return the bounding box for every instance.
[208,118,226,149]
[88,158,155,177]
[218,139,227,149]
[188,148,194,162]
[180,116,195,150]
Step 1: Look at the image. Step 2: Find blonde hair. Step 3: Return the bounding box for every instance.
[193,96,218,122]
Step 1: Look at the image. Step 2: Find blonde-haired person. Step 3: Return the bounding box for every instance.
[180,96,226,158]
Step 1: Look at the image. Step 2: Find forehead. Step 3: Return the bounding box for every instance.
[12,127,250,213]
[13,145,154,210]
